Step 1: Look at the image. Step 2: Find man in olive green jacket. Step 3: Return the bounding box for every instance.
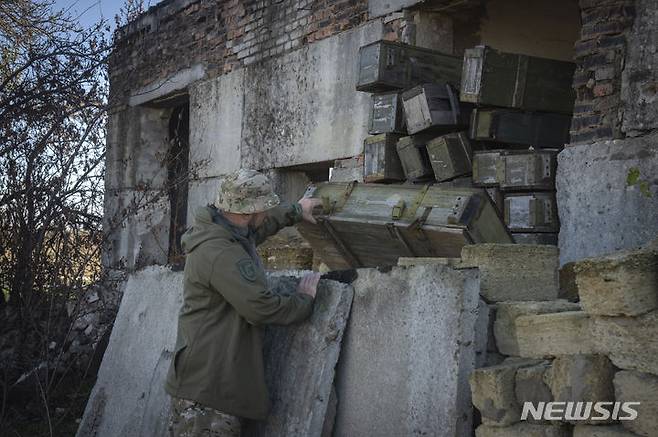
[165,169,322,436]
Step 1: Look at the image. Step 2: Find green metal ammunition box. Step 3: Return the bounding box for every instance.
[425,132,473,182]
[396,134,435,182]
[369,92,406,134]
[461,45,576,114]
[504,192,559,233]
[356,40,462,92]
[364,134,406,182]
[400,83,472,134]
[469,108,571,148]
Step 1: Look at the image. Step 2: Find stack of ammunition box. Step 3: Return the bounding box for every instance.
[354,41,576,245]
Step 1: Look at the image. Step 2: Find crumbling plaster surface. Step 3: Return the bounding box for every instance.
[188,19,383,178]
[621,0,658,135]
[333,264,485,437]
[556,134,658,266]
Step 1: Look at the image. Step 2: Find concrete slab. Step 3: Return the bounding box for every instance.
[556,136,658,265]
[240,20,383,170]
[76,267,183,437]
[242,277,353,436]
[613,370,658,437]
[189,69,244,179]
[332,264,485,437]
[77,267,354,437]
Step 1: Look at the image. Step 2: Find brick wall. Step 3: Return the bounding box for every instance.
[569,0,636,144]
[109,0,368,105]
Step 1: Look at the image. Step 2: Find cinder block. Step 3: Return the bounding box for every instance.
[614,370,658,437]
[460,244,559,302]
[476,423,570,437]
[494,300,581,356]
[516,311,596,358]
[469,358,545,427]
[573,247,657,316]
[547,355,615,424]
[573,425,642,437]
[591,311,658,375]
[515,362,552,407]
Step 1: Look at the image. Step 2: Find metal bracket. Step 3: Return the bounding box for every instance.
[391,199,406,220]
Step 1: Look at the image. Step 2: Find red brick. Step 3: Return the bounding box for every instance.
[593,83,615,97]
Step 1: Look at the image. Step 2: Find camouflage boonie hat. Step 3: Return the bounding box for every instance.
[215,168,280,214]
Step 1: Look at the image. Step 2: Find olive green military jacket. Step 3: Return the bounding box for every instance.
[164,203,313,420]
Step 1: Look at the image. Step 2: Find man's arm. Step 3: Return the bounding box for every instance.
[209,244,316,325]
[253,203,303,246]
[253,197,322,246]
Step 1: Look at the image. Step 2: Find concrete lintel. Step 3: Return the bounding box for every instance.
[129,64,206,107]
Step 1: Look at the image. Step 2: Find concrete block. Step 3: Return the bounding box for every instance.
[515,362,553,406]
[460,244,559,302]
[573,425,641,437]
[573,247,657,316]
[591,311,658,375]
[516,311,596,358]
[494,300,581,356]
[329,166,364,183]
[556,137,658,266]
[614,370,658,437]
[476,423,571,437]
[333,264,484,437]
[77,267,354,437]
[469,358,545,427]
[547,355,615,425]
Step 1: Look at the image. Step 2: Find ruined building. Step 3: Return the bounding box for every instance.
[83,0,658,436]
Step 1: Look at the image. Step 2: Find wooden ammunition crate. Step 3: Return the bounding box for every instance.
[396,134,435,182]
[472,150,502,186]
[425,132,473,182]
[470,108,571,148]
[499,149,558,191]
[364,134,405,182]
[504,192,559,233]
[401,83,471,134]
[472,149,558,190]
[297,182,513,269]
[369,92,406,134]
[512,232,558,245]
[460,45,576,114]
[356,40,462,92]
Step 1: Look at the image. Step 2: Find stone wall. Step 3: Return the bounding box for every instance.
[470,241,658,436]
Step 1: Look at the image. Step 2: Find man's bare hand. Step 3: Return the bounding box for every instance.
[297,272,321,299]
[297,197,323,224]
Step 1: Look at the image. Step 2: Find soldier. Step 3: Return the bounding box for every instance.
[165,168,322,436]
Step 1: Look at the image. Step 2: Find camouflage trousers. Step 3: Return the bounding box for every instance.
[168,397,242,437]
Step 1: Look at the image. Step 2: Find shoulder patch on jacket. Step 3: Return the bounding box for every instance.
[237,258,257,282]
